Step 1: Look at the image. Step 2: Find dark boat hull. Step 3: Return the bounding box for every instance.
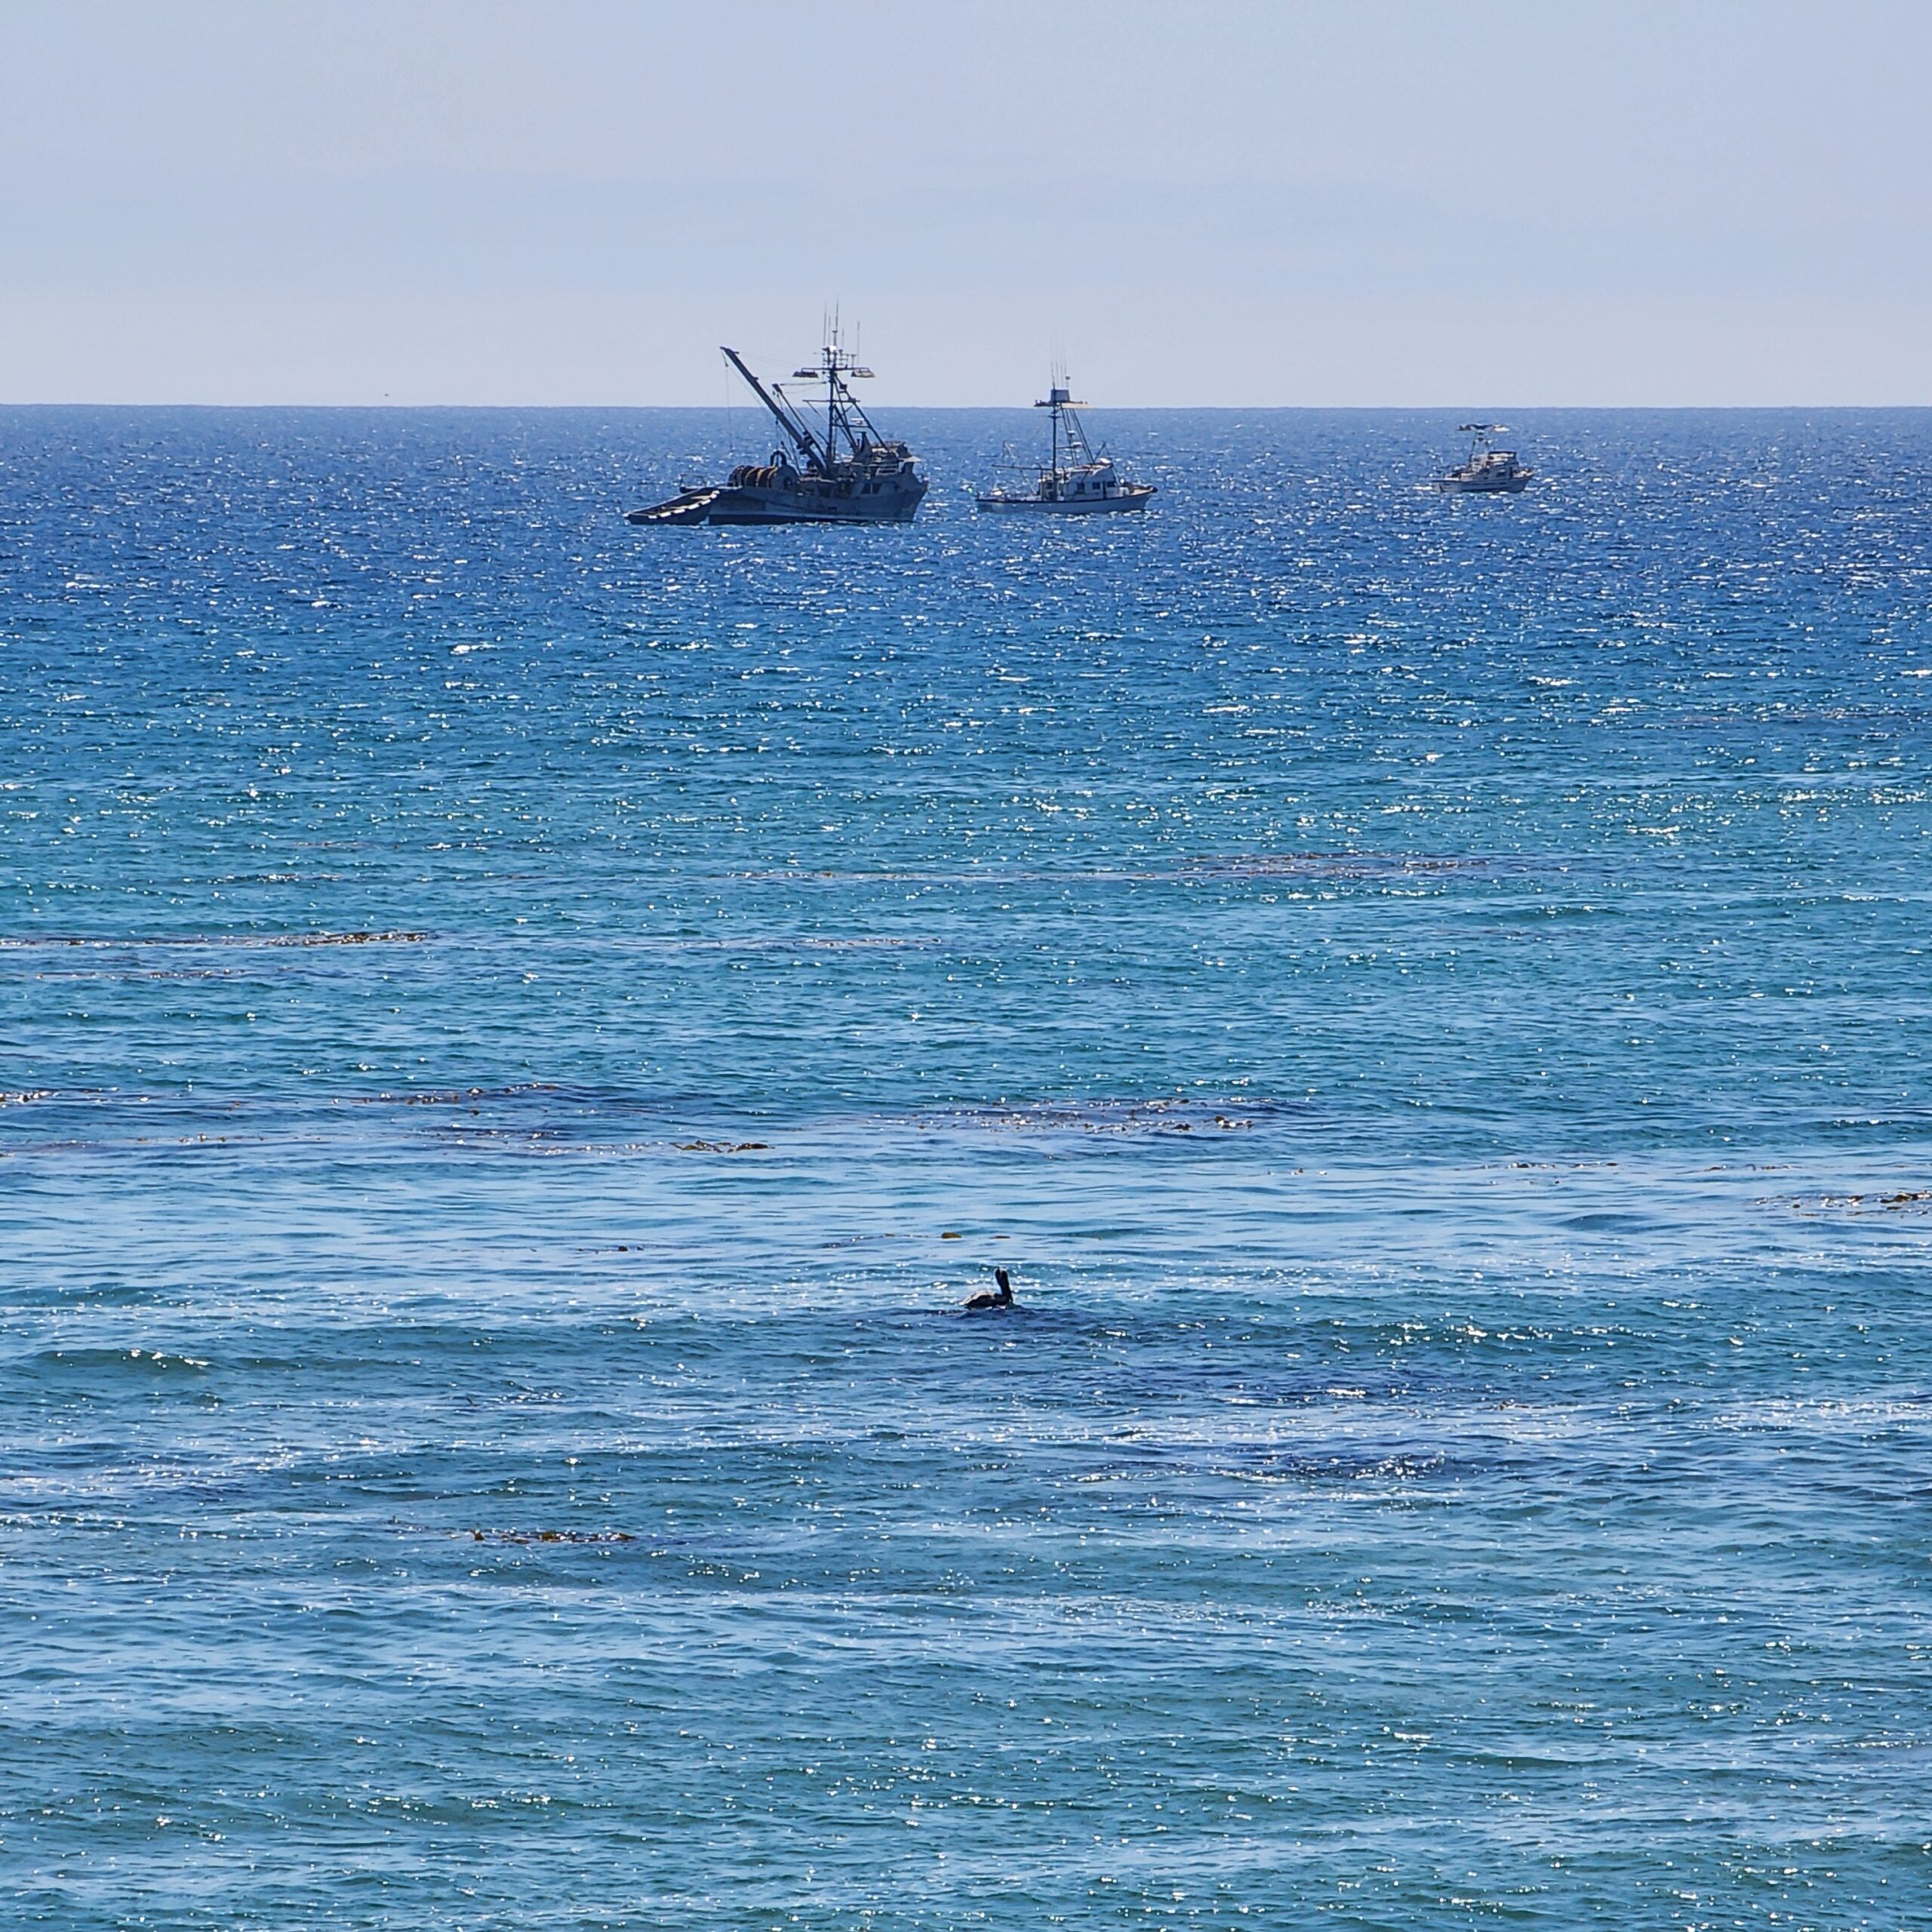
[629,477,928,527]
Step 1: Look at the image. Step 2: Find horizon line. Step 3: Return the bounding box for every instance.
[5,398,1932,414]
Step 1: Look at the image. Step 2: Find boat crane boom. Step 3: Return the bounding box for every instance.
[720,346,822,468]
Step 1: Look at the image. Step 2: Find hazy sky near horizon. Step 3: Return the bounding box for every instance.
[4,0,1930,406]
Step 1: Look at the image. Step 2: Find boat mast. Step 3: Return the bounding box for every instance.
[1037,371,1088,481]
[1459,423,1500,462]
[822,309,838,461]
[789,329,881,468]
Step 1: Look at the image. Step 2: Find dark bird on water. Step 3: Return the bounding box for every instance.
[961,1266,1014,1312]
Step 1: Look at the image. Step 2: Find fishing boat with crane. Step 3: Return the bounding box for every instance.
[976,371,1155,514]
[628,336,928,526]
[1436,423,1534,494]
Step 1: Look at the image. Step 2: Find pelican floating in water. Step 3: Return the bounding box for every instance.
[961,1266,1014,1312]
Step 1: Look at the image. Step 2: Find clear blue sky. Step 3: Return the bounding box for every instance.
[4,0,1928,405]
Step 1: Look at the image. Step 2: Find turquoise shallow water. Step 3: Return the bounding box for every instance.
[3,407,1931,1928]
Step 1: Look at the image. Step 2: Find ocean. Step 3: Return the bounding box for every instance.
[3,405,1930,1929]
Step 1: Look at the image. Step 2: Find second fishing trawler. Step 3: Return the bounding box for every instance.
[628,337,928,526]
[976,371,1155,514]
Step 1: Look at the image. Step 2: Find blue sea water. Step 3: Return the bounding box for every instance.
[2,405,1930,1930]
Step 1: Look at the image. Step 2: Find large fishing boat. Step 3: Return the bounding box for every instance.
[976,373,1155,514]
[629,337,928,526]
[1436,423,1534,494]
